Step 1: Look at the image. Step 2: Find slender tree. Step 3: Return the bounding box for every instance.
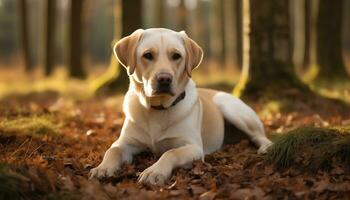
[68,0,86,78]
[176,0,187,30]
[316,0,348,80]
[344,0,350,54]
[186,0,200,43]
[143,0,163,28]
[223,0,239,72]
[233,0,249,96]
[303,0,311,71]
[209,0,223,67]
[236,0,243,67]
[291,0,305,71]
[18,0,33,71]
[44,0,56,76]
[301,0,319,82]
[153,0,163,27]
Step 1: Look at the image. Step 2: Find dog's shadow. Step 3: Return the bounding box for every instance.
[223,120,252,145]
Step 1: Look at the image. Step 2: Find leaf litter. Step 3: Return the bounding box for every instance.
[0,92,349,199]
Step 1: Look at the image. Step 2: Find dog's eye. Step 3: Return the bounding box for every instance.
[143,52,153,60]
[172,53,182,60]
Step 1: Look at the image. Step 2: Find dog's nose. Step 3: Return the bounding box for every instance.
[157,73,173,86]
[156,73,172,93]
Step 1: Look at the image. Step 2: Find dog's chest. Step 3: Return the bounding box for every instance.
[140,112,184,154]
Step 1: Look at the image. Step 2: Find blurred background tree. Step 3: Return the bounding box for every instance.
[92,0,142,94]
[69,0,85,78]
[44,0,56,75]
[316,0,348,82]
[0,0,18,63]
[18,0,33,71]
[238,0,306,97]
[0,0,348,101]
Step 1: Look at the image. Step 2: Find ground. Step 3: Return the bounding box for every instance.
[0,89,350,200]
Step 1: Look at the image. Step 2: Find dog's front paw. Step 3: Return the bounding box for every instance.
[138,163,171,186]
[89,163,119,179]
[257,140,273,154]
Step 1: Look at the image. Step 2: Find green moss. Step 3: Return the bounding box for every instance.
[266,127,350,170]
[0,165,21,200]
[332,136,350,163]
[0,115,60,137]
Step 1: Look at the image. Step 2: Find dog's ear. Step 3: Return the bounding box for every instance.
[113,29,144,75]
[180,31,203,77]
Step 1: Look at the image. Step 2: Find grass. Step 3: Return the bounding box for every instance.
[0,164,21,200]
[0,115,60,137]
[266,126,350,170]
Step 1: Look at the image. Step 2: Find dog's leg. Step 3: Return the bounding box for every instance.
[89,146,123,178]
[213,92,273,154]
[90,121,144,179]
[138,144,203,185]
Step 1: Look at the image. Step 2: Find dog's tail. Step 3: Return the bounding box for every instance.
[212,92,273,154]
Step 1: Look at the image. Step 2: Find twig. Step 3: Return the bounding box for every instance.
[10,138,30,157]
[26,143,46,158]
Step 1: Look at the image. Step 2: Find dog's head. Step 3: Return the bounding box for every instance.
[114,28,203,104]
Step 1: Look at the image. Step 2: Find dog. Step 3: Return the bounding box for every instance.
[90,28,273,185]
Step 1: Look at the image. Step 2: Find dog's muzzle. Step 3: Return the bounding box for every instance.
[155,72,173,95]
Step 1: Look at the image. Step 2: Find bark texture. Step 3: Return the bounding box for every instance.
[316,0,348,80]
[18,0,33,71]
[245,0,306,94]
[44,0,56,76]
[69,0,86,78]
[95,0,142,94]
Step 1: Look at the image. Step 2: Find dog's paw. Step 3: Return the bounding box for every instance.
[138,163,171,186]
[89,163,119,179]
[257,140,273,154]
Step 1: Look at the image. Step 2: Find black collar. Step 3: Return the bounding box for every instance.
[151,91,186,110]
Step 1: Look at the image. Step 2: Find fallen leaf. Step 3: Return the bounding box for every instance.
[199,191,216,200]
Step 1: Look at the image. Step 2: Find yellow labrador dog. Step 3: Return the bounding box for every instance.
[90,28,273,185]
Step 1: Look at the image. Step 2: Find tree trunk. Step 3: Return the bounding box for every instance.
[153,0,163,27]
[111,0,142,91]
[121,0,142,36]
[301,0,319,82]
[209,0,223,67]
[223,0,239,72]
[316,0,348,80]
[186,0,200,43]
[176,0,187,30]
[44,0,56,76]
[303,0,311,70]
[236,0,243,67]
[143,0,163,28]
[232,0,250,97]
[344,0,350,73]
[68,0,86,78]
[291,0,305,72]
[93,0,142,94]
[195,0,210,59]
[18,0,33,71]
[240,0,307,96]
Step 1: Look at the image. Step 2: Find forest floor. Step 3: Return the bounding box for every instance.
[0,89,350,200]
